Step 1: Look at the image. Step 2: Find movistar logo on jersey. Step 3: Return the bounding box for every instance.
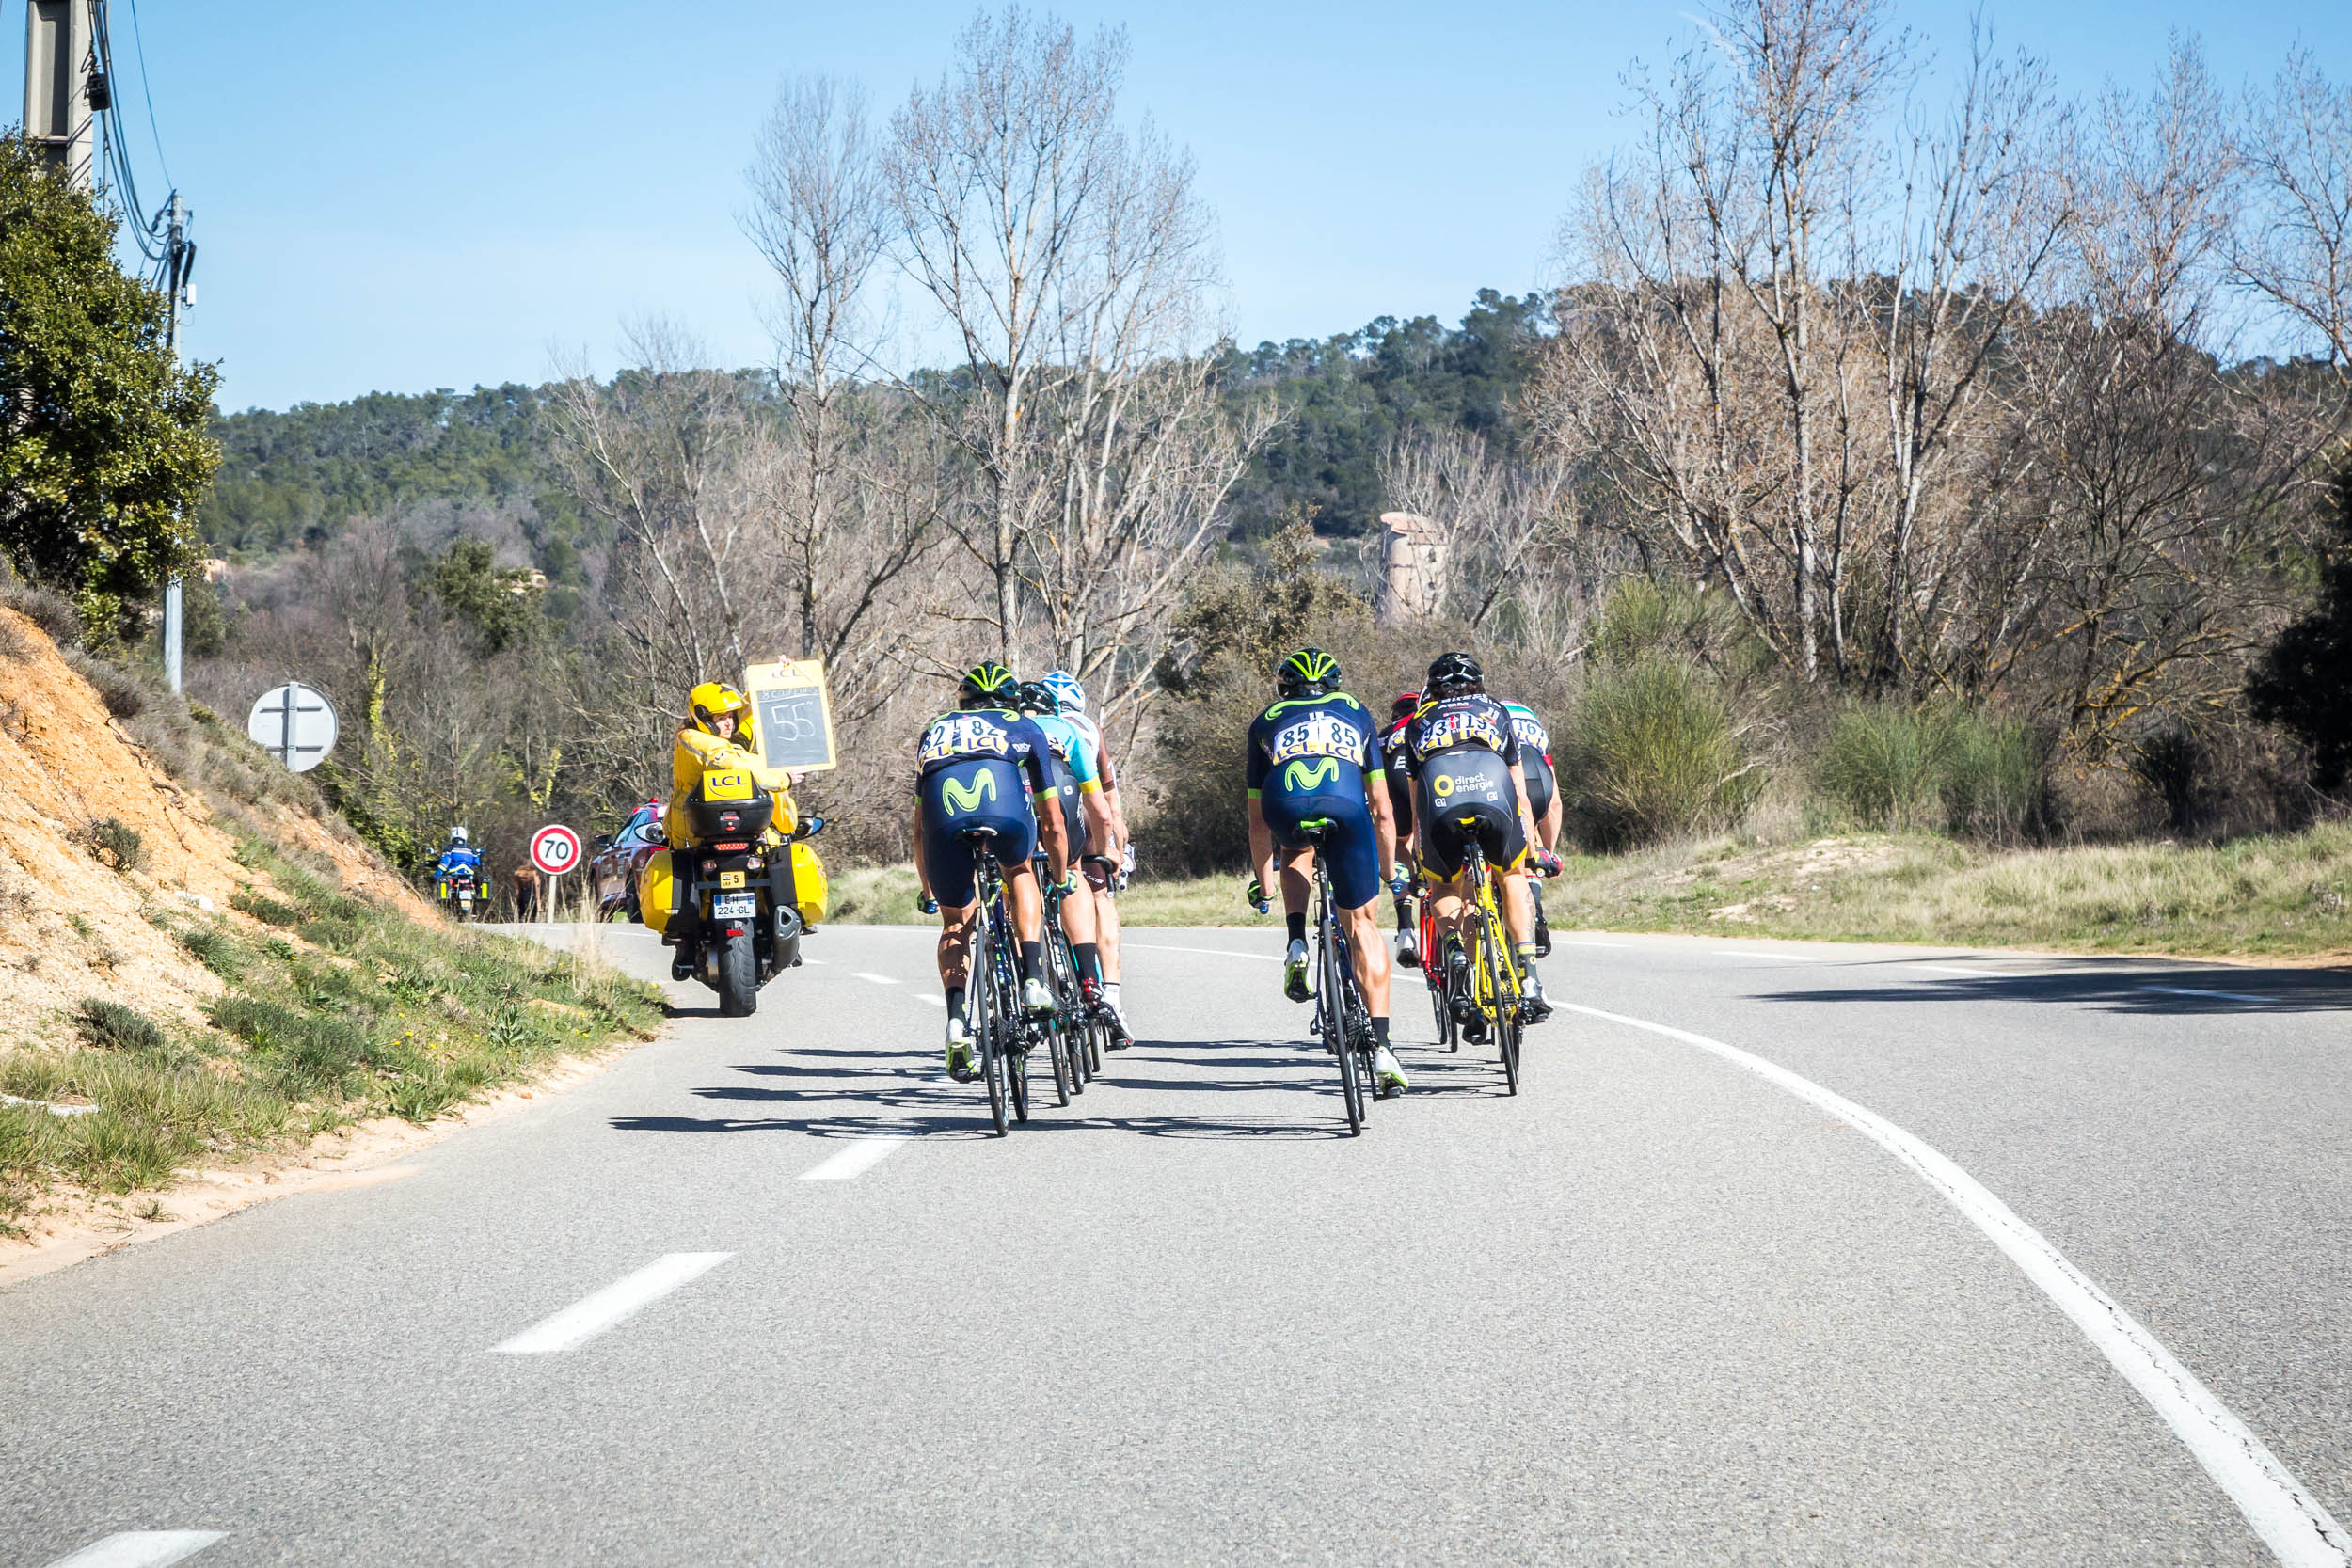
[1282,755,1342,793]
[940,770,999,813]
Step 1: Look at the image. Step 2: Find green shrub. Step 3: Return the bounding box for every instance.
[230,889,302,927]
[1814,703,2049,842]
[1566,656,1759,847]
[0,582,84,647]
[176,924,245,978]
[72,998,172,1059]
[79,816,146,873]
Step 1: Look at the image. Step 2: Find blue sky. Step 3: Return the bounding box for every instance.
[70,0,2352,411]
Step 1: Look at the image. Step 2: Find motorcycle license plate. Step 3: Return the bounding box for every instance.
[719,871,745,889]
[711,893,758,919]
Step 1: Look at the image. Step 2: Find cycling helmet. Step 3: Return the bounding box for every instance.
[1425,651,1484,696]
[448,826,469,847]
[958,662,1020,708]
[1041,670,1087,715]
[1277,646,1342,698]
[688,680,753,737]
[1013,680,1060,717]
[1392,689,1422,720]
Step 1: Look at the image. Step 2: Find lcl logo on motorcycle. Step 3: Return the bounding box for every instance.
[531,824,583,876]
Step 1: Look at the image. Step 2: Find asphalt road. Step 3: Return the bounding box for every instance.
[6,924,2350,1567]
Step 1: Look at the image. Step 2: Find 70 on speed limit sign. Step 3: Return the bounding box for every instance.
[530,824,583,876]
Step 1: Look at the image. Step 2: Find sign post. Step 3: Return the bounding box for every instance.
[741,658,839,775]
[247,683,339,772]
[530,824,583,923]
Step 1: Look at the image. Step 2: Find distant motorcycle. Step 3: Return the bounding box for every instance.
[436,867,480,922]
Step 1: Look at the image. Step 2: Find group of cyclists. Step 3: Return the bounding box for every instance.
[909,646,1561,1104]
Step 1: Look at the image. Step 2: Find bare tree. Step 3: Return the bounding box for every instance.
[2236,50,2352,383]
[1378,426,1581,635]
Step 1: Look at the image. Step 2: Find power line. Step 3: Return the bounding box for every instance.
[123,0,172,189]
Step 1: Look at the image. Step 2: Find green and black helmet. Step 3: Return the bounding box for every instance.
[1013,679,1059,717]
[1277,646,1342,699]
[958,662,1020,707]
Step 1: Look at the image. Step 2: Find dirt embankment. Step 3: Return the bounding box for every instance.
[0,607,420,1040]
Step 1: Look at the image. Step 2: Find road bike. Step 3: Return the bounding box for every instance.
[961,828,1034,1134]
[1441,819,1525,1095]
[1295,818,1380,1135]
[1415,876,1460,1054]
[1035,857,1098,1105]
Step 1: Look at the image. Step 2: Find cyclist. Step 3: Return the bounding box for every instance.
[1244,647,1406,1096]
[1378,690,1422,968]
[913,663,1073,1081]
[1013,679,1119,1018]
[432,828,482,897]
[1398,651,1551,1024]
[1502,697,1565,956]
[1041,669,1136,1041]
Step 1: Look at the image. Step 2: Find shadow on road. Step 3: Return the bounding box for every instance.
[1770,960,2352,1016]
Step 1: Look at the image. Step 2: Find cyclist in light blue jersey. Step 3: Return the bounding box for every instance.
[1014,680,1120,1016]
[1042,670,1135,1040]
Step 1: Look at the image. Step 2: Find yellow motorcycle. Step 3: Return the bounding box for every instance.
[635,763,828,1017]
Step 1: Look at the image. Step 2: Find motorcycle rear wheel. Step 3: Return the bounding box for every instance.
[714,933,759,1017]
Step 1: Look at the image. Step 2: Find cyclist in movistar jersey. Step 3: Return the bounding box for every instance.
[1502,698,1565,956]
[1244,647,1406,1095]
[912,663,1074,1081]
[1042,669,1136,1041]
[1014,680,1119,1018]
[1378,690,1422,968]
[1400,651,1551,1022]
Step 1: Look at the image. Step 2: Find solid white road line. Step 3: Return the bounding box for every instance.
[492,1253,734,1355]
[916,994,945,1007]
[1553,938,1639,948]
[1716,950,1822,962]
[43,1533,225,1568]
[800,1135,910,1180]
[1911,962,2010,977]
[2145,985,2277,1006]
[852,971,900,985]
[1555,999,2350,1568]
[1124,942,1284,962]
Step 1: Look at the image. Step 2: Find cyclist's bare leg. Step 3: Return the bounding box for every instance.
[1278,843,1313,917]
[1084,861,1121,981]
[934,899,978,990]
[1538,795,1564,857]
[1501,867,1536,949]
[1057,867,1099,946]
[1004,861,1044,945]
[1338,898,1391,1017]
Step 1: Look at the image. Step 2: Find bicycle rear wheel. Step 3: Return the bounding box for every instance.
[1044,935,1076,1107]
[1482,895,1522,1095]
[973,912,1010,1136]
[1321,880,1364,1135]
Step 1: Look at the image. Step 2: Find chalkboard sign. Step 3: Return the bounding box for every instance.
[743,657,839,773]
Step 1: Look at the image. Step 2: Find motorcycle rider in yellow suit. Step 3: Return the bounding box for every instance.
[669,682,799,849]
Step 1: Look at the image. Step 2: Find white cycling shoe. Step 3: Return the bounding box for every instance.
[1022,976,1057,1015]
[944,1017,976,1082]
[1373,1045,1409,1096]
[1283,938,1314,1003]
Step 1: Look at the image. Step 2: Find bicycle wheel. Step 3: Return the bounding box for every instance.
[1009,1024,1032,1121]
[1482,894,1522,1096]
[973,911,1010,1136]
[1043,934,1076,1107]
[1321,878,1364,1135]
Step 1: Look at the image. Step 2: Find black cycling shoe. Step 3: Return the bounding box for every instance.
[1534,910,1552,959]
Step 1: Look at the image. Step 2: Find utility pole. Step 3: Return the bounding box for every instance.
[23,1,96,190]
[161,192,186,691]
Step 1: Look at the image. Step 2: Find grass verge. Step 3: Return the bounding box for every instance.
[820,823,2352,958]
[1,839,663,1236]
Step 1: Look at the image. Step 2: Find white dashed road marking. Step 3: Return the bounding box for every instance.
[492,1253,734,1355]
[1124,942,1283,962]
[852,972,900,986]
[1911,962,2010,977]
[1554,999,2351,1568]
[43,1533,225,1568]
[800,1136,910,1180]
[1717,950,1822,962]
[916,995,945,1007]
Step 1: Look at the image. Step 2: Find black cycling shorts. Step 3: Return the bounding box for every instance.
[1521,756,1557,824]
[1416,749,1528,879]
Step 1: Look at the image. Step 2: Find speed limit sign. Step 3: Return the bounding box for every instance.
[530,824,583,877]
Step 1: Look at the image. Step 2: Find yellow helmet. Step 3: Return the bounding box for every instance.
[688,681,753,739]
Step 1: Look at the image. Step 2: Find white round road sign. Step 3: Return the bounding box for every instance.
[247,682,339,772]
[530,824,583,876]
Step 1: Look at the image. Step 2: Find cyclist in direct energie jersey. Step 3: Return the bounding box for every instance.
[913,663,1074,1081]
[1244,647,1406,1094]
[1400,650,1551,1022]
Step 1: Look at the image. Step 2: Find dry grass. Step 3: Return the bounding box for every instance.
[824,825,2352,958]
